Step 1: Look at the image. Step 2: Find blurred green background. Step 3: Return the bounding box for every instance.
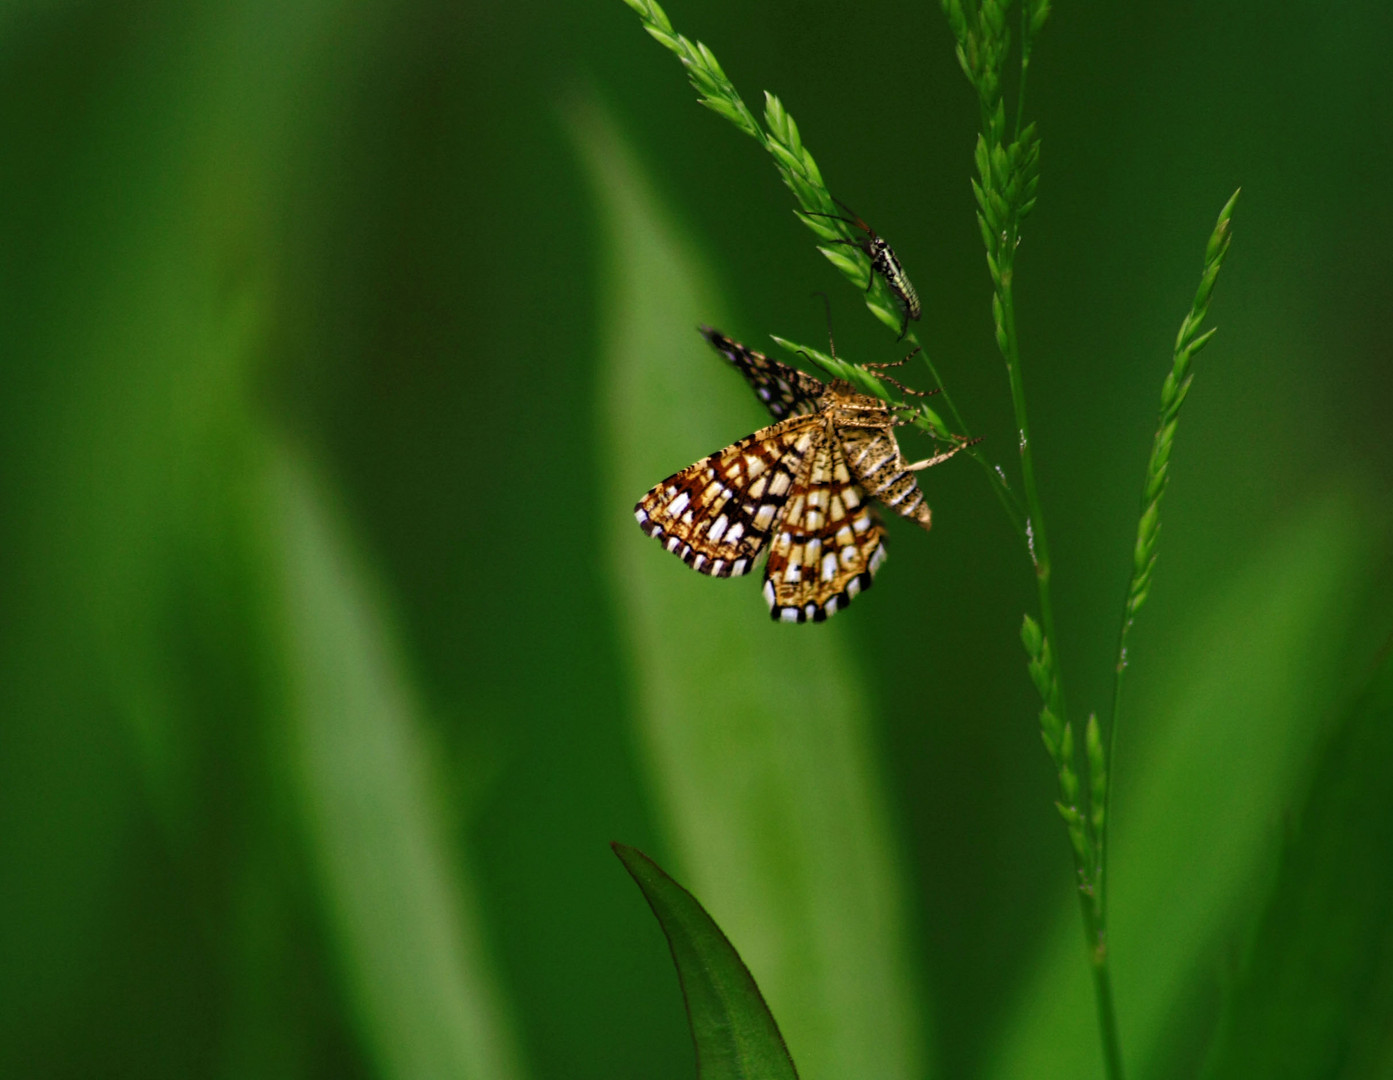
[3,1,1392,1077]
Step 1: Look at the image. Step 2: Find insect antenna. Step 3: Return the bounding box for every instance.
[803,196,872,232]
[811,290,839,359]
[803,196,874,241]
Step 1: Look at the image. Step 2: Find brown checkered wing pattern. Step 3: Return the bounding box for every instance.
[635,414,823,578]
[762,432,886,622]
[700,326,826,420]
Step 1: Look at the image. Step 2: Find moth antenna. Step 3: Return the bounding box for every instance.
[811,290,837,358]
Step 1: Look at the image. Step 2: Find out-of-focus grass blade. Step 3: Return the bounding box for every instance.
[988,492,1383,1080]
[613,844,801,1080]
[264,443,525,1080]
[570,96,927,1080]
[1200,646,1393,1079]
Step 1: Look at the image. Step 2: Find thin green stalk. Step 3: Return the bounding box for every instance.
[1006,240,1123,1080]
[1014,0,1049,142]
[1101,187,1240,962]
[944,0,1124,1074]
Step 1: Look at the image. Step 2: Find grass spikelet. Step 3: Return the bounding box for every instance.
[769,336,951,441]
[620,0,1026,534]
[1126,189,1240,622]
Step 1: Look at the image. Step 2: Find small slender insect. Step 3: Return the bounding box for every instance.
[633,327,972,622]
[804,196,922,340]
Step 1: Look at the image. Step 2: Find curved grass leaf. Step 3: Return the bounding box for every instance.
[571,95,927,1080]
[614,844,800,1080]
[1201,645,1393,1079]
[264,443,525,1080]
[987,491,1385,1080]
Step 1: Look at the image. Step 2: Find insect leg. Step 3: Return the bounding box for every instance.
[864,347,922,371]
[875,374,927,398]
[903,435,984,471]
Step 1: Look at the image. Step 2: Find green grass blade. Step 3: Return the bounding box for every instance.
[986,491,1385,1080]
[571,95,927,1080]
[613,845,800,1080]
[1201,646,1393,1078]
[264,443,525,1080]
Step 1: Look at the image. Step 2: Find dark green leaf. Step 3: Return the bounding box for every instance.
[1201,646,1393,1079]
[614,845,800,1080]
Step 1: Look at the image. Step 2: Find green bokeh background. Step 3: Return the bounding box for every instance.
[3,1,1391,1077]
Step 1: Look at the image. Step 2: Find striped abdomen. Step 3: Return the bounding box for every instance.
[871,239,922,321]
[838,425,932,530]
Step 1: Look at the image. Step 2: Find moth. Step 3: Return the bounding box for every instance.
[805,197,922,340]
[634,328,970,622]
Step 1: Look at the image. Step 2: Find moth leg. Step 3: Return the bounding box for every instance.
[904,435,984,471]
[875,373,927,398]
[864,347,920,371]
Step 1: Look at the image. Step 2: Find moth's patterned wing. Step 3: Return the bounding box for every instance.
[635,414,823,578]
[700,326,826,420]
[762,430,886,623]
[839,425,933,530]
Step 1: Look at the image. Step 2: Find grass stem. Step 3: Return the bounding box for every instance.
[1099,192,1239,1052]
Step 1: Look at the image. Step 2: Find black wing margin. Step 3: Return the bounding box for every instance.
[700,326,826,420]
